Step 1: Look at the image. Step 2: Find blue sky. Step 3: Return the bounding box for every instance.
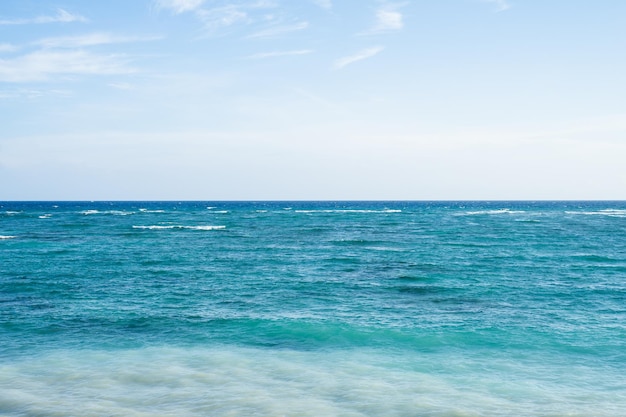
[1,0,625,200]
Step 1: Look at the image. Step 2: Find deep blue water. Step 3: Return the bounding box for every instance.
[1,201,625,416]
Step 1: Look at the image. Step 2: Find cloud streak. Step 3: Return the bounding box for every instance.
[35,33,163,49]
[0,43,18,53]
[333,46,384,70]
[246,49,313,59]
[312,0,332,10]
[0,9,87,25]
[0,50,135,82]
[373,8,403,32]
[154,0,206,14]
[155,1,285,36]
[247,22,309,39]
[484,0,511,12]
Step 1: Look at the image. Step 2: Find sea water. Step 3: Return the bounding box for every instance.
[1,201,625,416]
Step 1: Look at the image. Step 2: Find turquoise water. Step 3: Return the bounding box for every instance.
[1,201,625,416]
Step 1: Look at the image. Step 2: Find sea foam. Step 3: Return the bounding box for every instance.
[132,225,226,231]
[294,209,401,214]
[566,209,626,217]
[0,346,622,417]
[462,209,526,215]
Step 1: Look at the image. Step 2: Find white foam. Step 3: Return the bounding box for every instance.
[139,209,165,213]
[188,225,226,231]
[132,225,226,231]
[462,209,526,215]
[565,209,626,218]
[0,347,622,417]
[38,214,52,219]
[294,209,401,214]
[0,235,16,239]
[81,210,135,216]
[368,246,406,252]
[110,210,134,216]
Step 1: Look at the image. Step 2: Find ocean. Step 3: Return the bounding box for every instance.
[1,201,625,416]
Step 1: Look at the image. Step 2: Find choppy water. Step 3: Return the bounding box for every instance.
[1,201,625,416]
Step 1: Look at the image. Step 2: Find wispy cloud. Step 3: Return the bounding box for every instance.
[155,1,280,35]
[367,4,405,34]
[484,0,511,12]
[0,43,18,53]
[0,50,135,82]
[246,49,313,59]
[374,9,403,32]
[0,88,72,100]
[333,46,384,70]
[35,33,163,49]
[195,5,250,31]
[154,0,206,14]
[108,82,136,90]
[0,8,88,25]
[312,0,332,10]
[247,22,309,39]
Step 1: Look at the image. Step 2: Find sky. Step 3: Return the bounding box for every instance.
[1,0,625,200]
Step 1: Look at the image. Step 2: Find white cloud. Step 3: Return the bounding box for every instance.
[312,0,332,9]
[246,49,313,59]
[373,8,403,32]
[35,33,163,49]
[108,82,135,90]
[0,88,71,99]
[247,22,309,39]
[333,46,384,70]
[360,4,405,35]
[484,0,511,12]
[195,6,250,31]
[0,43,18,53]
[0,50,135,82]
[155,1,279,35]
[154,0,206,14]
[0,9,87,25]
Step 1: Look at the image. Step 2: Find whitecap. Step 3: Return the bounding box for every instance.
[0,235,16,239]
[38,214,52,219]
[294,209,401,214]
[110,210,134,216]
[462,209,525,216]
[187,225,226,231]
[81,210,135,216]
[132,225,226,231]
[368,246,406,252]
[565,209,626,218]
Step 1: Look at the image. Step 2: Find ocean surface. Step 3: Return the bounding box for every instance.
[1,201,625,416]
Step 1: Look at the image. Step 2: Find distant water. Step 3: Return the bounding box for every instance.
[1,201,625,416]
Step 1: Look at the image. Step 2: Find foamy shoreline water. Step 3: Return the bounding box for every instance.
[1,346,621,417]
